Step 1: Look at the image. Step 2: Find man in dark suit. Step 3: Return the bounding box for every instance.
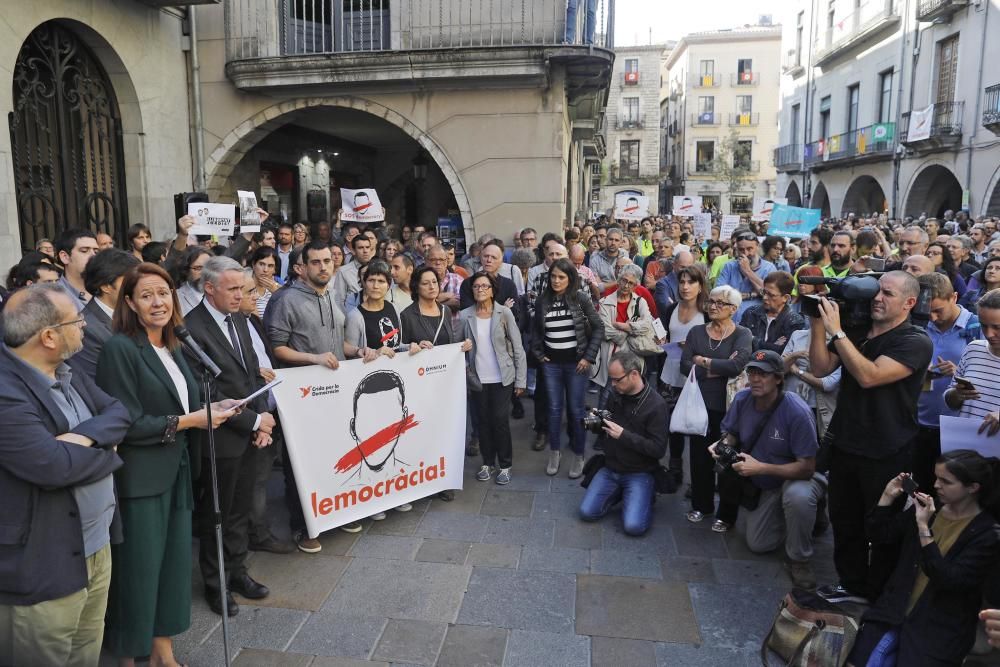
[0,284,130,666]
[69,248,140,379]
[184,256,276,616]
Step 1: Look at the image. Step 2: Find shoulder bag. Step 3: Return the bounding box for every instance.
[762,588,860,667]
[463,318,482,392]
[624,295,663,357]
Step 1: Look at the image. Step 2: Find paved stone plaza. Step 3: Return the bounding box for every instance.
[104,400,838,667]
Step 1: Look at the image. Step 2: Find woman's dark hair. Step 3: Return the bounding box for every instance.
[676,264,709,313]
[469,270,498,301]
[705,241,725,263]
[980,257,1000,289]
[410,265,438,298]
[167,246,212,287]
[361,259,393,288]
[929,241,961,282]
[126,223,150,250]
[543,258,581,308]
[112,262,184,350]
[937,450,1000,519]
[762,235,785,255]
[141,241,167,264]
[250,245,282,277]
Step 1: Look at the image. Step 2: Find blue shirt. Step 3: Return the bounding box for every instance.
[720,389,818,490]
[717,258,776,321]
[918,306,980,427]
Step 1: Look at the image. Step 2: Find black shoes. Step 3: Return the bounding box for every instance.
[207,590,239,617]
[249,536,295,554]
[229,573,270,600]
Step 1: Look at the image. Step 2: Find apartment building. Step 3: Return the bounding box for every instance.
[598,43,672,216]
[775,0,1000,219]
[662,24,782,214]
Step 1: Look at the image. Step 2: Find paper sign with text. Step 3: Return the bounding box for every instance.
[340,188,385,223]
[692,213,712,239]
[720,214,742,239]
[187,202,236,237]
[672,196,703,217]
[615,194,650,220]
[751,197,787,221]
[238,190,261,233]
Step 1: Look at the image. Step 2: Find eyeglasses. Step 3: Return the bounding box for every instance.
[472,284,493,291]
[735,233,756,242]
[51,317,85,330]
[762,290,784,300]
[618,278,638,288]
[608,373,629,384]
[707,299,734,308]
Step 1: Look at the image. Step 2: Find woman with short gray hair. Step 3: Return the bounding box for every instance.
[594,262,656,405]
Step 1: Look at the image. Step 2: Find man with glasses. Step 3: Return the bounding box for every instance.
[739,271,804,354]
[895,226,929,263]
[459,241,519,310]
[425,244,463,311]
[718,232,776,320]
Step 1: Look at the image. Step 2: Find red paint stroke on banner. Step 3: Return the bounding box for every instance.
[353,202,372,213]
[334,414,419,473]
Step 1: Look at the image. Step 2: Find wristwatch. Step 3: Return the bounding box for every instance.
[795,368,805,377]
[831,331,847,342]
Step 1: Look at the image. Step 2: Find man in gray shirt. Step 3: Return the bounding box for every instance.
[589,226,628,291]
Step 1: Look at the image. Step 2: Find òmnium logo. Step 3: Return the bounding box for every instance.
[299,384,340,398]
[420,364,447,377]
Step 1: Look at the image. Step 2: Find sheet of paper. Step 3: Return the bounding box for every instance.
[940,415,1000,458]
[236,378,284,407]
[188,202,236,236]
[238,190,260,233]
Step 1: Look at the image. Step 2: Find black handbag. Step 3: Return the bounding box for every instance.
[579,454,606,488]
[717,393,786,511]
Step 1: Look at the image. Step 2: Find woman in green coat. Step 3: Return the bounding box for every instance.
[96,262,237,667]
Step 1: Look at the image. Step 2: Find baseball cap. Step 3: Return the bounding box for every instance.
[745,350,784,375]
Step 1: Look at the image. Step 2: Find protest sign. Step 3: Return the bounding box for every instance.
[940,416,1000,458]
[615,194,649,220]
[692,212,712,239]
[273,344,466,536]
[720,214,742,239]
[768,203,822,239]
[237,190,260,233]
[672,195,702,217]
[187,202,236,237]
[751,197,787,221]
[907,105,933,143]
[340,188,385,223]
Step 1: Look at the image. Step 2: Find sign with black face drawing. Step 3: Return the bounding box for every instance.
[272,344,465,536]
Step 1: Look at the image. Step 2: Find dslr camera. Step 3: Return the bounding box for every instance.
[581,409,613,435]
[713,436,744,473]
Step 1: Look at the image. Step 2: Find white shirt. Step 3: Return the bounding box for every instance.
[202,299,263,429]
[94,298,114,320]
[474,316,502,384]
[153,345,190,410]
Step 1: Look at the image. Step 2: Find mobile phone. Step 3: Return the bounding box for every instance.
[901,476,919,496]
[861,257,885,272]
[652,319,667,341]
[955,377,976,390]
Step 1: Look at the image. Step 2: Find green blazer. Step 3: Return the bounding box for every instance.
[96,333,202,499]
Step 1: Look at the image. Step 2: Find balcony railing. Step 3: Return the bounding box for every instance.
[690,73,721,88]
[225,0,610,61]
[983,84,1000,136]
[782,48,804,76]
[774,144,801,171]
[612,113,644,130]
[813,0,900,67]
[803,122,896,167]
[735,160,760,173]
[691,112,721,126]
[731,72,758,86]
[728,112,759,127]
[901,102,964,145]
[688,162,719,176]
[917,0,969,22]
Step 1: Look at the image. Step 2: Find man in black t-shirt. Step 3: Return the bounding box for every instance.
[808,270,932,604]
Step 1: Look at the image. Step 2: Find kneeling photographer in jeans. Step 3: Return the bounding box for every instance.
[579,351,668,536]
[709,350,823,589]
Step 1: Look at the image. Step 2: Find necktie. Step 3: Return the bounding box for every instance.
[224,315,246,370]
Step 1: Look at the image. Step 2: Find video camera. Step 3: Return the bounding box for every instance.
[798,273,932,333]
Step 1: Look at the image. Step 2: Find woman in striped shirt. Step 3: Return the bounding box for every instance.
[531,258,604,479]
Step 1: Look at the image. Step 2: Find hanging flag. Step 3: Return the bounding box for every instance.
[908,105,934,142]
[857,130,867,155]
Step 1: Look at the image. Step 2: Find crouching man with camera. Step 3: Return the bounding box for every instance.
[579,351,668,536]
[709,350,823,590]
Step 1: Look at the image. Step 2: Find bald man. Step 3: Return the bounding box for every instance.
[901,254,934,277]
[570,245,601,302]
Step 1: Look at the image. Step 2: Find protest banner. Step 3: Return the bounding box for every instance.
[187,202,236,236]
[615,194,649,220]
[272,344,466,536]
[672,195,702,217]
[692,212,712,239]
[237,190,260,233]
[340,188,385,223]
[720,214,742,239]
[751,197,787,221]
[907,105,934,143]
[768,203,822,239]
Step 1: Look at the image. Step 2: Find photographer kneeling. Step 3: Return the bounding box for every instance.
[579,351,668,536]
[710,350,823,590]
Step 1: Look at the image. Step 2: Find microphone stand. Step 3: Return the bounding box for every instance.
[202,367,232,667]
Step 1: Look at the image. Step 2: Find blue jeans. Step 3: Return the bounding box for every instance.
[564,0,598,44]
[543,361,588,454]
[579,467,655,536]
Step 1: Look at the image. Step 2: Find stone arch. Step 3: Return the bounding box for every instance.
[841,176,887,217]
[205,97,474,238]
[984,163,1000,217]
[903,162,963,218]
[810,181,831,218]
[785,180,802,207]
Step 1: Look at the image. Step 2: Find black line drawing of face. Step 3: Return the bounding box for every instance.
[354,192,371,210]
[348,369,409,476]
[626,197,639,210]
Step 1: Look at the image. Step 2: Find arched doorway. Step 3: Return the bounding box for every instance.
[9,21,129,251]
[904,164,962,218]
[985,166,1000,217]
[785,180,802,207]
[810,181,831,218]
[842,176,887,217]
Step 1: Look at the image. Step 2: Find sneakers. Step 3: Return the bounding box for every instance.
[340,521,364,534]
[476,465,493,481]
[686,510,705,523]
[567,455,585,480]
[394,503,413,512]
[784,559,818,591]
[816,584,869,605]
[532,433,547,451]
[545,450,562,476]
[294,530,322,554]
[711,519,731,533]
[370,512,387,521]
[466,438,480,457]
[496,468,511,485]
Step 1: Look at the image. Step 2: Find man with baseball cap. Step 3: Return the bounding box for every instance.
[709,349,824,590]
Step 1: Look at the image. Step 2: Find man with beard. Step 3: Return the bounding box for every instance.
[333,233,377,313]
[896,226,929,263]
[828,231,855,277]
[793,228,833,291]
[718,232,776,321]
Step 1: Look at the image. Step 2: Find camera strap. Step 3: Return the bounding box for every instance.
[739,391,786,457]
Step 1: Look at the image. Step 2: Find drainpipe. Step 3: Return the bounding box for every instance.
[802,0,817,207]
[891,0,910,218]
[966,0,990,214]
[189,7,207,192]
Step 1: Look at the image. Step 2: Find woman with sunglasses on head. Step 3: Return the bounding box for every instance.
[680,285,752,531]
[959,256,1000,313]
[926,242,967,298]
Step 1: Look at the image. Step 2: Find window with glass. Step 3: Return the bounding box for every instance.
[878,70,893,123]
[730,194,753,214]
[847,84,860,133]
[819,96,831,139]
[619,140,640,179]
[699,60,715,86]
[737,59,753,84]
[698,96,715,123]
[795,12,804,65]
[791,104,801,144]
[625,58,639,73]
[622,97,640,125]
[696,141,715,171]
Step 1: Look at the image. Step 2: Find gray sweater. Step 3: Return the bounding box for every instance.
[264,281,346,362]
[679,324,752,413]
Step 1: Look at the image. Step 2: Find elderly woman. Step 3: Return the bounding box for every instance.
[96,263,237,665]
[595,263,657,408]
[460,271,527,486]
[680,284,752,530]
[784,243,803,274]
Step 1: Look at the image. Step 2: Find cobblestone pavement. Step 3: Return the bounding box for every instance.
[102,396,838,667]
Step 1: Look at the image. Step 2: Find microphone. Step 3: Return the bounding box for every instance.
[175,325,222,378]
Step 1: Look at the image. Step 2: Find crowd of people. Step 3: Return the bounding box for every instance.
[4,204,1000,665]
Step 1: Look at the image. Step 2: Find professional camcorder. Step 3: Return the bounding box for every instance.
[798,273,931,333]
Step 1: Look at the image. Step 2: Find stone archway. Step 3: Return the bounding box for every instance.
[904,163,962,218]
[204,97,474,239]
[810,181,831,218]
[984,164,1000,217]
[785,180,802,207]
[841,176,887,217]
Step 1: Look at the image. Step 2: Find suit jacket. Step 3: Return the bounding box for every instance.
[184,303,266,459]
[0,345,128,605]
[96,333,202,498]
[68,298,114,379]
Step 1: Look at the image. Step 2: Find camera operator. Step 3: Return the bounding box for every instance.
[578,350,668,536]
[809,270,933,604]
[709,350,823,590]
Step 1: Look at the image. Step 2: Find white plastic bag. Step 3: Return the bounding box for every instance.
[669,366,709,436]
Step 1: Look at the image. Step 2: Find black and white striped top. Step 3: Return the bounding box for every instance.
[955,340,1000,419]
[544,298,577,363]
